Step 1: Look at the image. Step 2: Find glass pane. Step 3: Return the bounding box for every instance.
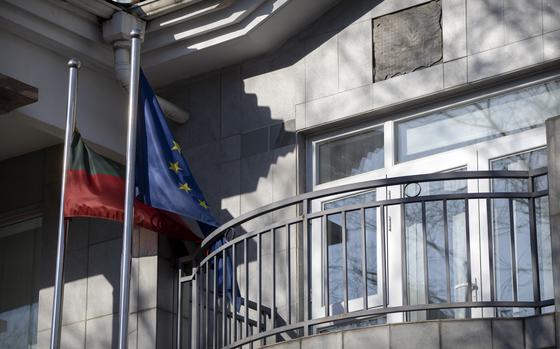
[0,217,41,349]
[534,175,548,192]
[448,200,469,319]
[536,196,553,300]
[327,213,344,313]
[365,208,378,298]
[322,192,379,313]
[346,211,363,302]
[405,203,426,305]
[426,201,451,319]
[318,129,384,183]
[513,199,534,302]
[493,199,514,302]
[310,218,324,319]
[405,167,468,198]
[397,81,560,162]
[490,148,549,315]
[323,191,376,210]
[491,148,548,192]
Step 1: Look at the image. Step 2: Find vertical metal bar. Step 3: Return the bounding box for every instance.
[509,199,518,302]
[287,224,292,325]
[197,269,202,349]
[244,238,249,339]
[271,228,276,331]
[528,176,541,314]
[206,264,210,348]
[487,198,495,302]
[222,249,227,347]
[50,58,80,349]
[257,233,262,339]
[380,205,388,308]
[118,29,143,349]
[342,211,349,313]
[443,200,451,303]
[401,203,408,307]
[213,256,218,349]
[302,199,310,336]
[421,202,429,305]
[465,199,472,303]
[360,208,368,310]
[322,215,329,317]
[232,244,238,342]
[191,269,199,349]
[177,267,183,349]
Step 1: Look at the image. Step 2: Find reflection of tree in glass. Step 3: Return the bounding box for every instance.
[323,191,378,310]
[439,81,560,138]
[406,200,469,320]
[400,81,560,160]
[490,149,550,315]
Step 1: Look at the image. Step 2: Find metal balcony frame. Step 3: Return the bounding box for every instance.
[177,168,553,349]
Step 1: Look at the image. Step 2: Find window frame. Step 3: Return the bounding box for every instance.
[308,122,387,191]
[307,74,560,191]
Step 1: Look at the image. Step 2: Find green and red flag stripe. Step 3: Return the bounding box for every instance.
[63,132,200,242]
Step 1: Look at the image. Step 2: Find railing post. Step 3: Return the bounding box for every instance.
[302,199,309,336]
[191,268,199,349]
[545,115,560,345]
[188,169,551,344]
[176,266,182,349]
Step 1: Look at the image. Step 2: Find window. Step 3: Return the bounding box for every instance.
[323,191,379,310]
[396,81,560,162]
[490,148,550,317]
[317,128,384,184]
[0,216,42,348]
[404,199,469,321]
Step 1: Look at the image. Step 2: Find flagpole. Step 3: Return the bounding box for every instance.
[50,58,81,349]
[118,28,143,349]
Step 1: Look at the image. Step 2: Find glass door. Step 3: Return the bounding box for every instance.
[388,127,548,321]
[308,126,386,321]
[477,127,550,317]
[386,146,478,322]
[308,107,550,324]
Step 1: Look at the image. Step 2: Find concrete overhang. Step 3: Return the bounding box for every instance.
[124,0,341,87]
[0,0,340,87]
[0,74,38,115]
[0,0,339,160]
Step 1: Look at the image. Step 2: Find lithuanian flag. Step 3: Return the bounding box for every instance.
[63,132,199,241]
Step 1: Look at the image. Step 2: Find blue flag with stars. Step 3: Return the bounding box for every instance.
[135,71,218,230]
[135,70,238,307]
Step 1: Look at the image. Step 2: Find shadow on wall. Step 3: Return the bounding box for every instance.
[157,0,388,228]
[153,0,388,341]
[153,0,554,342]
[0,0,542,347]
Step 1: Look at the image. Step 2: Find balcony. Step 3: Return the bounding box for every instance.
[179,169,554,348]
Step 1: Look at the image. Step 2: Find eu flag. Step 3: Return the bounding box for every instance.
[135,71,237,305]
[135,71,218,230]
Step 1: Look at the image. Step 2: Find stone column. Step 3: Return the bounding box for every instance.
[545,115,560,347]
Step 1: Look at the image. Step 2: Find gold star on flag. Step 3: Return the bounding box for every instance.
[198,200,209,209]
[171,140,182,153]
[178,183,192,192]
[168,161,181,174]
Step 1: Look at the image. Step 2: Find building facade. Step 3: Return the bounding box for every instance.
[0,0,559,348]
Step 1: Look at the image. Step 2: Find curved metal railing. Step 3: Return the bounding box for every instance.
[184,169,553,349]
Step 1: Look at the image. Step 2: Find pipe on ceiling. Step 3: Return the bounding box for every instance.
[104,11,189,124]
